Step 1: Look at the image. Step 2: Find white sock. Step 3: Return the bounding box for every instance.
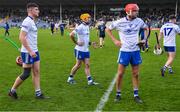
[11,88,16,93]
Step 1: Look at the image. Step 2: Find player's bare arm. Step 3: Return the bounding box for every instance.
[157,32,163,48]
[144,27,150,41]
[106,28,121,47]
[70,31,84,46]
[19,30,36,57]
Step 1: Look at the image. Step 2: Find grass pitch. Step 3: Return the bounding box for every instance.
[0,28,180,111]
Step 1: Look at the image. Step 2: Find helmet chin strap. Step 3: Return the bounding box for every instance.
[82,21,89,25]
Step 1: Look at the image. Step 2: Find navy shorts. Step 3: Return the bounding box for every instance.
[21,52,40,64]
[74,49,90,60]
[164,46,176,52]
[117,51,142,66]
[99,33,105,38]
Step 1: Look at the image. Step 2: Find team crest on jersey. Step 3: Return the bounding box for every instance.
[129,24,133,27]
[126,29,132,33]
[128,24,138,29]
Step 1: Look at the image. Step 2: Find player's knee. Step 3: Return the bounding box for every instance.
[33,69,40,76]
[117,72,123,77]
[77,64,81,69]
[132,72,139,78]
[85,63,90,69]
[19,68,31,80]
[75,63,81,68]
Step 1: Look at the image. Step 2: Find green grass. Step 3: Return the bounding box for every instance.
[0,28,180,111]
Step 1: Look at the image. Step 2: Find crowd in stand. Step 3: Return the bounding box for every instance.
[0,8,180,28]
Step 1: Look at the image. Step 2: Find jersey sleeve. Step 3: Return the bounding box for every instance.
[160,26,164,33]
[175,25,180,34]
[21,20,31,33]
[108,21,117,30]
[140,20,148,29]
[72,25,82,35]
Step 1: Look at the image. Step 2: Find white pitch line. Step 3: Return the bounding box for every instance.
[95,73,118,112]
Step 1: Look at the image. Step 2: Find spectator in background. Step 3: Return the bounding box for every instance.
[59,23,65,36]
[4,22,10,36]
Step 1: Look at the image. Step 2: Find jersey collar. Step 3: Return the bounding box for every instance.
[28,16,33,20]
[125,16,136,21]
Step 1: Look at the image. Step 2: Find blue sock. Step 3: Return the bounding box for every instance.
[11,89,16,93]
[116,91,121,97]
[163,65,167,71]
[134,89,138,97]
[168,67,173,72]
[87,76,92,81]
[35,89,42,96]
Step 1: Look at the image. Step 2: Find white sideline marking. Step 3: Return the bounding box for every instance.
[95,74,118,112]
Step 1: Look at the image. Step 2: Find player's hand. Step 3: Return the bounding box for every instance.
[91,41,98,49]
[30,51,37,58]
[77,41,84,46]
[137,40,145,47]
[113,40,121,47]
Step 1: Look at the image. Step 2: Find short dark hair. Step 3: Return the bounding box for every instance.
[169,15,176,20]
[26,3,39,9]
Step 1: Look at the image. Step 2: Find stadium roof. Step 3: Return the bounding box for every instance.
[0,0,178,7]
